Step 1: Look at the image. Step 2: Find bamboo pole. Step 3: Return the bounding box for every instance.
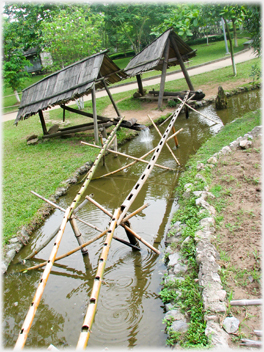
[166,128,183,142]
[69,218,88,255]
[122,224,160,254]
[171,126,179,148]
[14,207,71,349]
[76,208,121,349]
[31,191,102,233]
[240,339,262,348]
[230,299,262,306]
[81,141,175,171]
[177,97,221,125]
[254,330,262,337]
[20,230,109,273]
[91,148,156,180]
[122,203,149,223]
[147,114,180,165]
[116,92,189,227]
[23,225,60,261]
[15,116,126,349]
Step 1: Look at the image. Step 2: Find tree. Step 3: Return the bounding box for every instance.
[3,18,32,103]
[40,6,105,70]
[92,4,171,54]
[150,4,201,41]
[3,3,60,53]
[243,5,261,56]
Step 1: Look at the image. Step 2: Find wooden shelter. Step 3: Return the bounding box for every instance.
[15,49,145,144]
[124,28,198,109]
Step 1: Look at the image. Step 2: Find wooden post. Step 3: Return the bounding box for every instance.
[63,107,66,122]
[171,126,179,148]
[170,35,194,91]
[123,220,140,247]
[69,218,89,255]
[102,78,121,118]
[38,110,48,135]
[158,39,170,110]
[136,74,144,96]
[92,85,99,145]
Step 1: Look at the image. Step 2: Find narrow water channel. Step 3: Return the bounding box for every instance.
[3,90,260,349]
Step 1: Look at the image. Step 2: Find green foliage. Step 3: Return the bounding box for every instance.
[250,64,261,86]
[40,6,104,71]
[3,18,32,93]
[243,5,261,56]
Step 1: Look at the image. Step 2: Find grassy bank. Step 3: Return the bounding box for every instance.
[2,56,260,246]
[159,108,261,347]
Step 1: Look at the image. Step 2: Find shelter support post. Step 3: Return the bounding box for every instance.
[158,39,170,110]
[63,107,66,122]
[136,74,144,96]
[92,85,99,145]
[102,78,121,118]
[38,110,48,135]
[170,35,194,91]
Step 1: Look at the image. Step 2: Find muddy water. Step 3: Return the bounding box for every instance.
[3,90,260,349]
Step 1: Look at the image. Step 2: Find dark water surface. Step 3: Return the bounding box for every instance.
[3,90,260,349]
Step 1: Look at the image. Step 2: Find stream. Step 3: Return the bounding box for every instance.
[3,90,261,349]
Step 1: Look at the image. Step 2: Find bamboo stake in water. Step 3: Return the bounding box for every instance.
[15,116,126,349]
[147,114,180,165]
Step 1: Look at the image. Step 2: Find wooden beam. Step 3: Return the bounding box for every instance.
[158,38,170,110]
[136,74,144,96]
[169,34,194,91]
[38,110,48,135]
[92,85,99,145]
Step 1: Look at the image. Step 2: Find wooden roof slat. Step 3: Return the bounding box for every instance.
[124,28,196,77]
[15,50,127,123]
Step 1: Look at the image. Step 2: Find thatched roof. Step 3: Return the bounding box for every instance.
[124,28,196,77]
[15,49,127,124]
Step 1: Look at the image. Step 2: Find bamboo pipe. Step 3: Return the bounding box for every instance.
[177,97,221,125]
[23,225,60,261]
[81,141,175,171]
[14,207,71,349]
[76,208,121,349]
[15,116,126,349]
[117,92,189,227]
[147,114,180,165]
[20,229,109,273]
[31,191,102,233]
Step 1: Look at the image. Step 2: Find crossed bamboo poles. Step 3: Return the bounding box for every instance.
[15,92,189,349]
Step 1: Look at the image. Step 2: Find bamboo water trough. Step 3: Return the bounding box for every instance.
[14,91,190,349]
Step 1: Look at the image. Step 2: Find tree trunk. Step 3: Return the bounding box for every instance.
[232,20,238,47]
[14,90,20,103]
[224,18,236,76]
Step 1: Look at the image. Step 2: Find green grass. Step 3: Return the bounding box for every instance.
[3,117,98,244]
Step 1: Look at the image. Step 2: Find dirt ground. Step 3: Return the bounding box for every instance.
[102,78,252,125]
[210,136,262,348]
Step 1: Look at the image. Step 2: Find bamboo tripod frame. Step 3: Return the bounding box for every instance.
[15,93,189,349]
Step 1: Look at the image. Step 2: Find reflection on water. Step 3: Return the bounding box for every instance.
[3,90,260,349]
